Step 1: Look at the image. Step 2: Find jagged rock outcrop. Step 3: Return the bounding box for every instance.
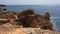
[0,9,53,30]
[30,14,53,30]
[0,11,16,19]
[0,9,59,34]
[15,9,53,30]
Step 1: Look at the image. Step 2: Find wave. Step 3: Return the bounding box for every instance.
[50,17,60,18]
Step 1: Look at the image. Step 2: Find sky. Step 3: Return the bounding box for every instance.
[0,0,60,5]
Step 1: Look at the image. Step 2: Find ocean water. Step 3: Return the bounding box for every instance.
[4,5,60,32]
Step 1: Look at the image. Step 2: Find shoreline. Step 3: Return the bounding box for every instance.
[0,9,59,34]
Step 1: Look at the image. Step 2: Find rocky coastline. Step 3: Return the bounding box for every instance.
[0,9,59,34]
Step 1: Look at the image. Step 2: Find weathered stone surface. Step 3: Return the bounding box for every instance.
[14,9,53,30]
[0,28,59,34]
[30,14,53,30]
[23,28,60,34]
[0,11,16,19]
[0,9,59,34]
[0,9,53,30]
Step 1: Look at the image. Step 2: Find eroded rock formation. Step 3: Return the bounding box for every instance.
[0,9,60,34]
[16,9,53,31]
[0,9,53,31]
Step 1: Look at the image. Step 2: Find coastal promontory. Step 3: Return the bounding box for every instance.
[0,9,59,34]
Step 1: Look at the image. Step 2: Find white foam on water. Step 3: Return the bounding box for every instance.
[50,17,60,18]
[50,17,60,32]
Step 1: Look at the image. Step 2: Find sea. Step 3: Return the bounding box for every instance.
[4,5,60,32]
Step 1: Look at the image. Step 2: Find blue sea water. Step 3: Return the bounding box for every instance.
[5,5,60,32]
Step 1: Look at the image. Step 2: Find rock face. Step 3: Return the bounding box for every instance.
[0,11,16,19]
[0,28,59,34]
[15,9,53,31]
[30,14,53,30]
[23,28,60,34]
[0,9,59,34]
[0,9,53,30]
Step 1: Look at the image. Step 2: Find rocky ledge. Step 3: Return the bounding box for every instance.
[0,9,59,34]
[0,27,60,34]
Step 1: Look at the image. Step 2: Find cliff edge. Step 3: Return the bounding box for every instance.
[0,9,59,34]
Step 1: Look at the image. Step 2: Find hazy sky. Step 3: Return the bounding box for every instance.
[0,0,60,5]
